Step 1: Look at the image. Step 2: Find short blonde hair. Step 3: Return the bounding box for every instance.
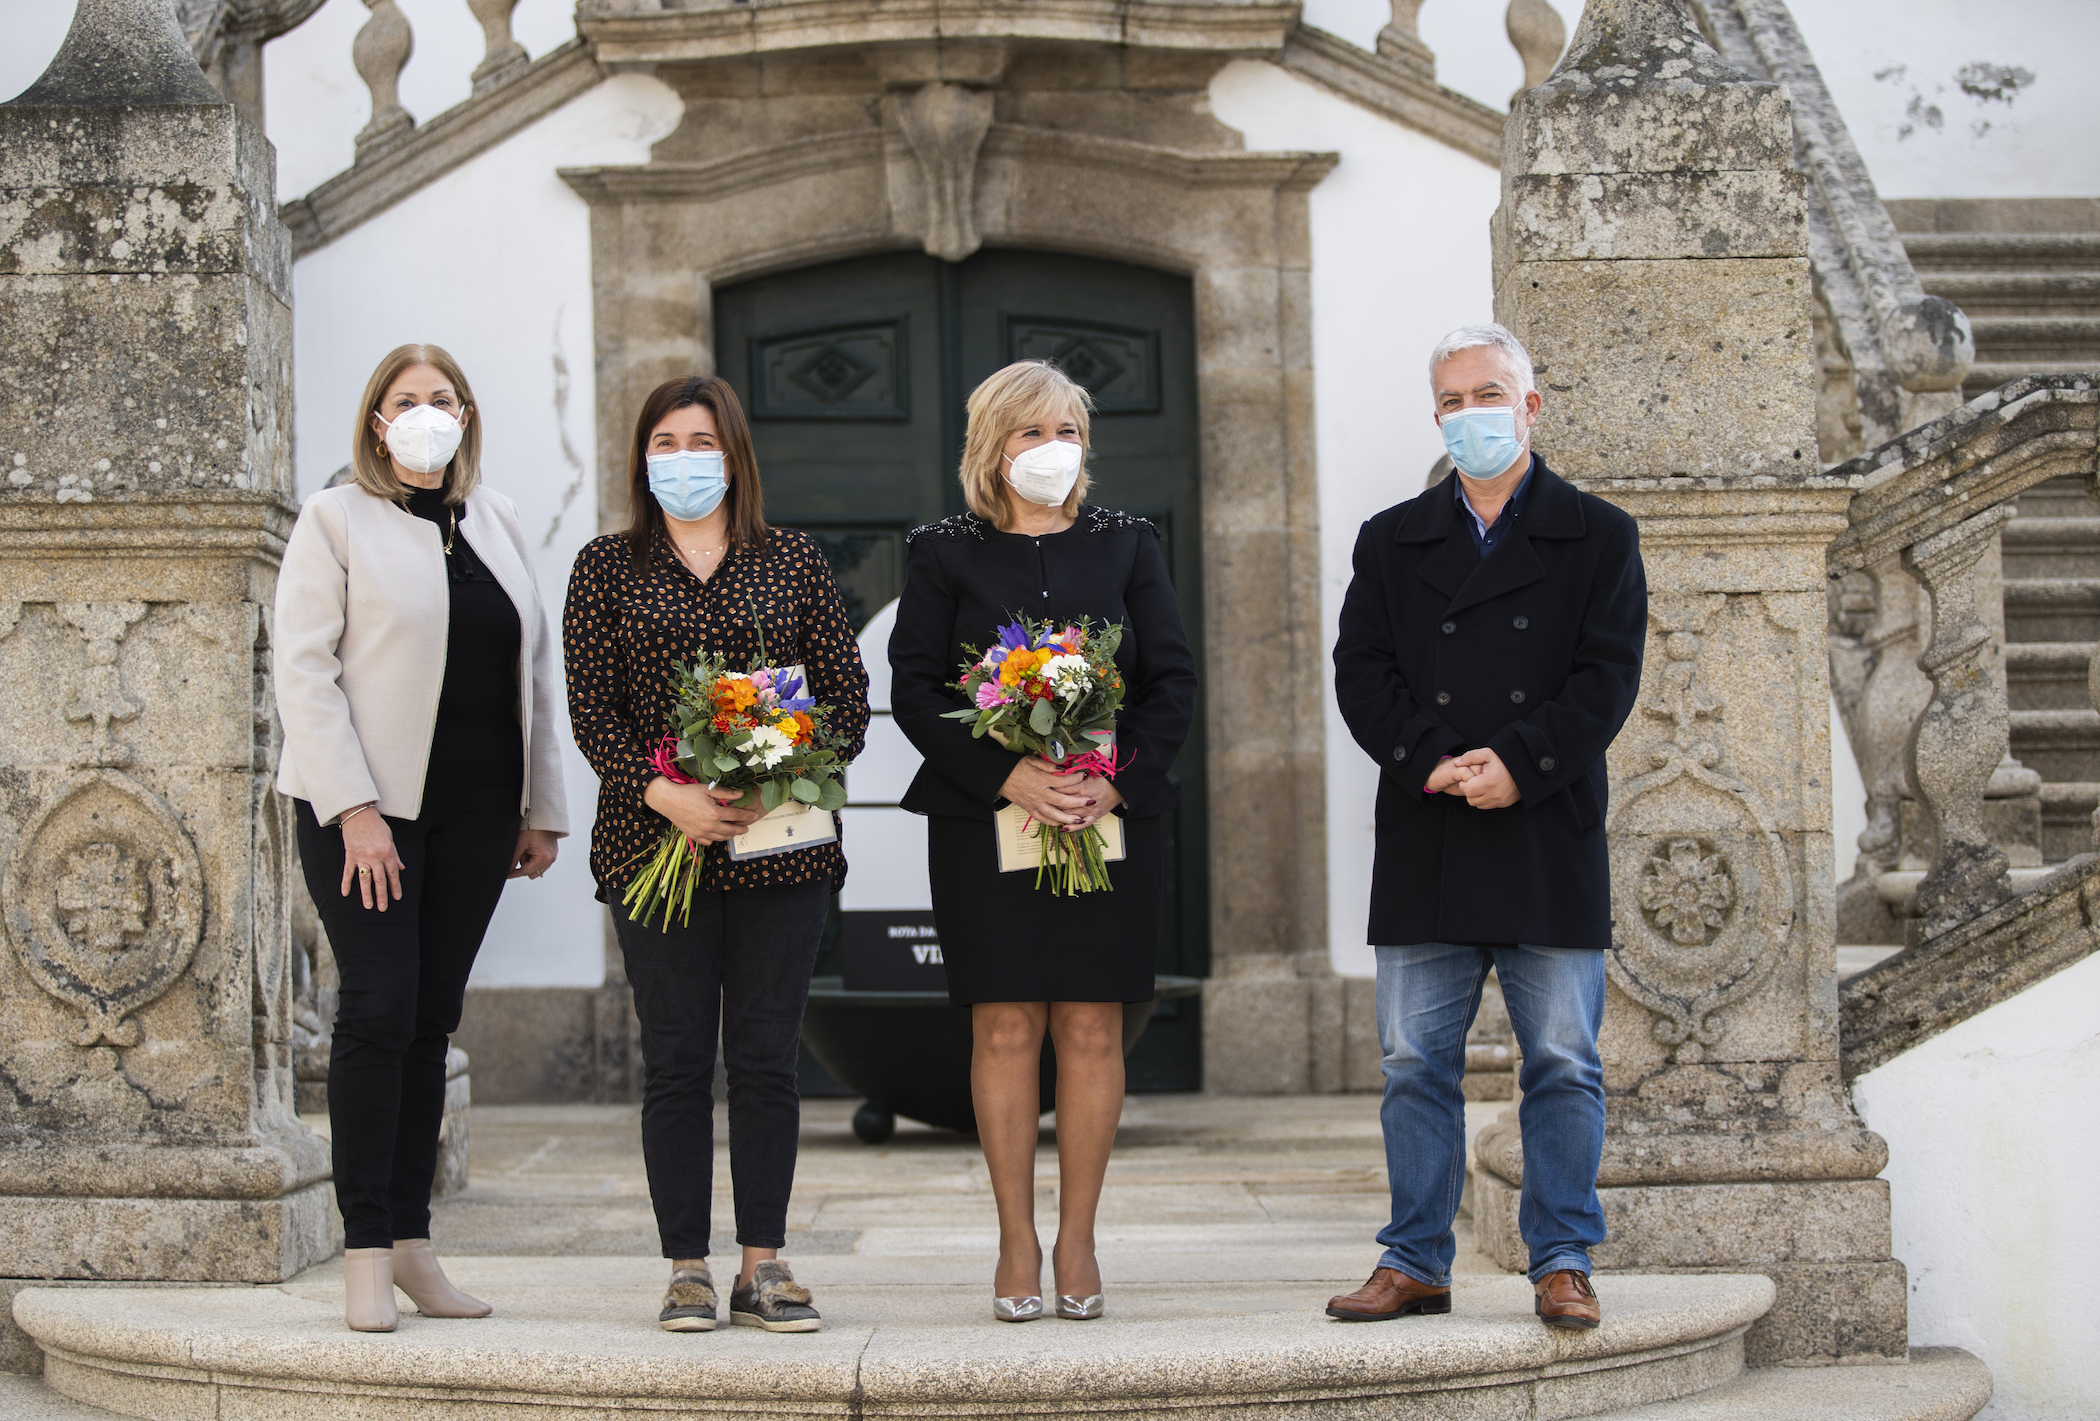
[350,343,483,506]
[960,361,1093,527]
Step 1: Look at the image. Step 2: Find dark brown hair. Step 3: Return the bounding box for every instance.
[622,375,769,571]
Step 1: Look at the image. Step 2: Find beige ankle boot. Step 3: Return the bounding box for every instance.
[390,1238,492,1318]
[344,1248,400,1332]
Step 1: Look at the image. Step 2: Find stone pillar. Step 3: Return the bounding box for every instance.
[0,0,336,1302]
[1471,0,1906,1363]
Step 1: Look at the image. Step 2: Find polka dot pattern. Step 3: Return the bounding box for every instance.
[563,528,871,899]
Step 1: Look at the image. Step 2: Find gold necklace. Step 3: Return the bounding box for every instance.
[445,508,457,554]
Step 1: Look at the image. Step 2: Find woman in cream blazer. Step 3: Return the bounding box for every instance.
[275,343,566,1334]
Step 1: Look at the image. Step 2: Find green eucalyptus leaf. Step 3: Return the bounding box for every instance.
[790,778,820,804]
[817,778,847,811]
[1029,697,1056,735]
[760,780,785,811]
[714,755,740,774]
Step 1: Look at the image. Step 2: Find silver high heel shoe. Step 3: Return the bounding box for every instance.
[993,1295,1044,1322]
[1055,1293,1104,1320]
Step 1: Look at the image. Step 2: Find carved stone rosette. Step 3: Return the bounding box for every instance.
[1605,596,1795,1057]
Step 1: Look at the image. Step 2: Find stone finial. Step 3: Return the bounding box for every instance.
[352,0,415,163]
[1376,0,1436,80]
[1882,294,1976,393]
[894,81,995,264]
[1505,0,1566,103]
[467,0,531,95]
[5,0,224,108]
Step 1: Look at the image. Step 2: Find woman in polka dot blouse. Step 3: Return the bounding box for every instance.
[563,375,869,1333]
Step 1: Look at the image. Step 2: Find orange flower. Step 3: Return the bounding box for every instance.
[713,675,759,714]
[999,648,1052,687]
[790,711,816,743]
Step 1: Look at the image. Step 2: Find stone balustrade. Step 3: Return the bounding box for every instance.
[1826,373,2100,945]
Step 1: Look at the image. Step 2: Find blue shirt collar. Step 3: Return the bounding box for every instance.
[1452,455,1534,550]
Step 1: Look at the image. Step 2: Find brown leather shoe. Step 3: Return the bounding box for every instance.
[1325,1266,1451,1321]
[1533,1269,1600,1329]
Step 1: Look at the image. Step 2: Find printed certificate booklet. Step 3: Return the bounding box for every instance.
[730,799,839,861]
[994,805,1125,874]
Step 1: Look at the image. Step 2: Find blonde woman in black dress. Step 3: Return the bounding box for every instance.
[888,361,1197,1321]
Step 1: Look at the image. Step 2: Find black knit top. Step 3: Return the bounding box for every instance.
[405,485,522,813]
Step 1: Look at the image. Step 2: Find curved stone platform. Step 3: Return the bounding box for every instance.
[15,1264,1772,1421]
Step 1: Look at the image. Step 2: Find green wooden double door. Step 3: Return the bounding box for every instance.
[715,249,1208,1090]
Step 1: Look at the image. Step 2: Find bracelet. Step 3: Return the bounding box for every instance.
[340,803,374,824]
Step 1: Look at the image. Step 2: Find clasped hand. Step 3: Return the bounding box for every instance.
[645,776,763,844]
[1423,748,1521,810]
[1000,757,1122,829]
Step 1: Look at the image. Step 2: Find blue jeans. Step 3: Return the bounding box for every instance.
[1374,943,1606,1285]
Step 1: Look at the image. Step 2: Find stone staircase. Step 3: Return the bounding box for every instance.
[2001,476,2100,865]
[1899,206,2100,870]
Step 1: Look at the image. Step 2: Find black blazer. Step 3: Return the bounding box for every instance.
[889,506,1198,822]
[1332,458,1646,949]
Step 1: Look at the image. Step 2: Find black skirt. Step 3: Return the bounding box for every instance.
[927,813,1163,1005]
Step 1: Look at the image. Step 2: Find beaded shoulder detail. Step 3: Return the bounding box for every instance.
[1082,506,1159,537]
[905,512,990,545]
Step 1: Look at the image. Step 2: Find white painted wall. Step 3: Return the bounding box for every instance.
[1298,0,2100,202]
[286,72,682,987]
[1209,60,1501,978]
[1794,0,2100,201]
[1852,952,2100,1421]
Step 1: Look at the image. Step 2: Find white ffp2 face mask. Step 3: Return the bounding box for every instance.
[1004,438,1083,506]
[377,403,466,476]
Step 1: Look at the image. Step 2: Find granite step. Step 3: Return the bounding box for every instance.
[2002,578,2100,643]
[2008,707,2100,784]
[2039,780,2100,862]
[2002,522,2100,580]
[1904,231,2100,274]
[1963,314,2100,365]
[12,1264,1776,1421]
[1918,270,2100,316]
[1962,360,2100,398]
[2005,641,2094,710]
[1585,1347,1990,1421]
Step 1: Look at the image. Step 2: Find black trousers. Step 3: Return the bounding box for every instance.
[296,797,518,1250]
[612,880,829,1259]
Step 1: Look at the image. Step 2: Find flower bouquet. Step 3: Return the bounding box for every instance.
[940,614,1127,895]
[623,635,851,928]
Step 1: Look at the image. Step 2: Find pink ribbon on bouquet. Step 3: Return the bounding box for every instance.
[1015,744,1130,837]
[650,733,697,785]
[1052,744,1129,781]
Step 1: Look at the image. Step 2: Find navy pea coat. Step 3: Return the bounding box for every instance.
[1332,457,1647,950]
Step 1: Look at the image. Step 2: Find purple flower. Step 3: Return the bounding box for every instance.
[997,623,1031,651]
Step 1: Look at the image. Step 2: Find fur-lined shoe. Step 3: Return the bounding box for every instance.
[730,1260,821,1332]
[659,1259,718,1332]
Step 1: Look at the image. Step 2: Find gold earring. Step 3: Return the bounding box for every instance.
[376,441,388,458]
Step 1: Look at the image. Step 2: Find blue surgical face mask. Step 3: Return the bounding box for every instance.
[1439,405,1525,479]
[647,449,728,521]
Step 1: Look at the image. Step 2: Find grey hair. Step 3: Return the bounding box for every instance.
[1428,324,1536,395]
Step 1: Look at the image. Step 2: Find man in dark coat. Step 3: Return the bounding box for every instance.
[1325,324,1646,1331]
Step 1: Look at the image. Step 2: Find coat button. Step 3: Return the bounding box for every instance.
[1435,691,1451,706]
[1393,746,1408,763]
[1540,756,1557,772]
[1510,689,1526,704]
[1514,616,1529,630]
[1441,621,1456,635]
